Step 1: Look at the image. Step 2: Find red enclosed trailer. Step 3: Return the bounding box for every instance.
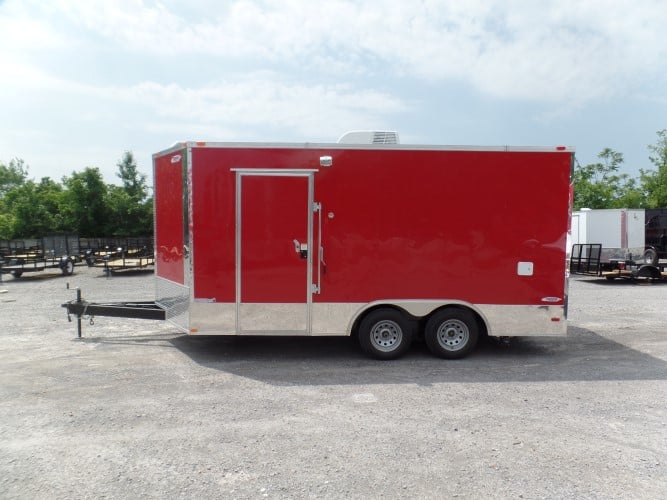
[150,139,574,359]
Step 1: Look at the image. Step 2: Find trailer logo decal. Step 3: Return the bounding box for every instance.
[160,245,183,259]
[170,154,182,164]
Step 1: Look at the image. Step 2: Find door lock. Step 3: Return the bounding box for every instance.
[293,239,308,259]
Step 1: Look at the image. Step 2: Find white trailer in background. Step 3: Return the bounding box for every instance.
[570,208,667,280]
[571,209,645,262]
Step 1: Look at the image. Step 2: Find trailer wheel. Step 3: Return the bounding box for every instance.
[61,259,75,276]
[643,248,659,266]
[11,270,23,279]
[424,308,479,359]
[358,308,412,360]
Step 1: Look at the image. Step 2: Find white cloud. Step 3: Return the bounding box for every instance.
[4,0,662,106]
[3,0,666,106]
[105,75,409,139]
[0,3,71,50]
[0,61,408,142]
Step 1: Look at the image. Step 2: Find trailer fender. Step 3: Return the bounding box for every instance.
[633,264,662,280]
[347,300,490,338]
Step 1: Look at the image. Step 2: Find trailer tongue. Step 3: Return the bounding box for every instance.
[62,288,166,338]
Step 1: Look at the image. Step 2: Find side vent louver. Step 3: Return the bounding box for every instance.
[371,131,399,144]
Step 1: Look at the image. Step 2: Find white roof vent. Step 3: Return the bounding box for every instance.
[337,130,400,144]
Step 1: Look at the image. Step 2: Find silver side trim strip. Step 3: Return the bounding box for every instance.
[187,301,566,337]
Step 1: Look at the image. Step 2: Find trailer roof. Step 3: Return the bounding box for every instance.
[153,141,575,158]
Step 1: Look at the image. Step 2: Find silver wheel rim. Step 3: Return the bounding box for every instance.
[436,319,469,351]
[370,320,403,352]
[66,261,74,273]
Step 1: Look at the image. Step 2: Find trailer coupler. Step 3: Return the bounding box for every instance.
[62,288,166,338]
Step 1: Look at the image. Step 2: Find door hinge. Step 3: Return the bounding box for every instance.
[313,202,321,213]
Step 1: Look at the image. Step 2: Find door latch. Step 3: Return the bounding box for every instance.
[293,239,308,259]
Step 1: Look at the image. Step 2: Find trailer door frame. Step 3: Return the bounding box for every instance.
[234,168,317,334]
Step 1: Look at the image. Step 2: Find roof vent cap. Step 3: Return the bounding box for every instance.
[337,130,400,144]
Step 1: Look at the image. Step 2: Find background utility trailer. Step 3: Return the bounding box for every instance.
[569,208,667,280]
[1,234,77,280]
[570,209,645,262]
[147,141,573,360]
[84,237,155,275]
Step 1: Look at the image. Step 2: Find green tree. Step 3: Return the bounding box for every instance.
[36,177,67,231]
[1,154,155,239]
[106,152,152,236]
[639,129,667,208]
[116,151,147,200]
[614,176,646,208]
[2,179,64,237]
[61,167,109,237]
[0,213,13,239]
[573,148,645,209]
[0,158,29,197]
[0,159,29,238]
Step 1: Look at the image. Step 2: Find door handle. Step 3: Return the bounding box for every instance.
[293,239,308,259]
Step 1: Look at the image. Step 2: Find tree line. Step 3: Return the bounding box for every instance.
[573,129,667,210]
[0,152,152,240]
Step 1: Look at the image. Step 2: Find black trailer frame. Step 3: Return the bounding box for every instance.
[569,244,602,276]
[1,234,78,279]
[601,263,666,281]
[570,243,665,281]
[96,254,155,275]
[62,288,166,338]
[83,237,153,268]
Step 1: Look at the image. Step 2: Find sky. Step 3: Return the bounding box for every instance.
[1,0,666,185]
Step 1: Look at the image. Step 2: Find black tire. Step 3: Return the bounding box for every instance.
[358,308,412,360]
[61,259,75,276]
[424,308,479,359]
[643,248,659,266]
[11,270,23,278]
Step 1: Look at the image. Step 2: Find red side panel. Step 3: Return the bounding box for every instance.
[189,149,235,300]
[189,146,571,306]
[313,149,571,305]
[154,150,185,284]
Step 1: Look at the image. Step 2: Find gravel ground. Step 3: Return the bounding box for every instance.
[0,266,665,499]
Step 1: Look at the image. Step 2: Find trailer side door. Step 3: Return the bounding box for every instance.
[235,169,316,334]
